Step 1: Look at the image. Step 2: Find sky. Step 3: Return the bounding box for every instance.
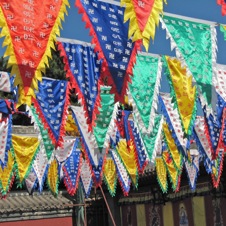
[0,0,226,62]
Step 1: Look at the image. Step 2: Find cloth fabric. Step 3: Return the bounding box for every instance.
[0,0,69,105]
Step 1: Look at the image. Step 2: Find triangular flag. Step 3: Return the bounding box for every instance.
[76,0,140,102]
[161,14,217,106]
[12,134,40,186]
[57,38,102,127]
[214,64,226,102]
[63,140,82,196]
[93,86,117,150]
[0,150,15,196]
[155,157,168,193]
[211,149,224,188]
[111,149,131,196]
[54,137,76,163]
[193,116,213,173]
[128,119,148,173]
[27,105,55,160]
[80,158,93,198]
[33,144,49,192]
[71,105,99,167]
[0,71,13,93]
[162,150,181,192]
[103,158,117,197]
[71,89,119,185]
[159,92,189,156]
[220,24,226,40]
[25,169,37,194]
[163,121,183,172]
[33,77,70,148]
[116,139,138,187]
[164,56,197,136]
[47,158,59,196]
[203,105,224,158]
[217,1,226,16]
[0,0,69,105]
[0,114,12,166]
[128,53,162,134]
[121,0,166,50]
[184,157,199,190]
[139,115,163,162]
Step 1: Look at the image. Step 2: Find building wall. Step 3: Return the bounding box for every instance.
[119,195,226,226]
[0,217,73,226]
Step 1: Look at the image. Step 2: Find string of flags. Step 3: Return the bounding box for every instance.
[0,0,225,198]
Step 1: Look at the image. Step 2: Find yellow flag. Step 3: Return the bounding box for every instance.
[12,135,40,185]
[155,157,168,193]
[47,159,59,196]
[103,158,117,196]
[162,150,180,191]
[165,56,196,136]
[163,122,182,172]
[0,151,15,195]
[116,139,138,187]
[121,0,166,51]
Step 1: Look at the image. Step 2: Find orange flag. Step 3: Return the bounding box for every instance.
[0,0,69,105]
[121,0,167,50]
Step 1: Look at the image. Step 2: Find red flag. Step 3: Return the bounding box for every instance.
[217,0,226,16]
[0,0,69,105]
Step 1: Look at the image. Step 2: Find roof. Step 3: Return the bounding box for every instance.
[0,191,75,222]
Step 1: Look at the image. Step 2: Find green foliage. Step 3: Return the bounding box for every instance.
[0,56,9,72]
[44,43,66,80]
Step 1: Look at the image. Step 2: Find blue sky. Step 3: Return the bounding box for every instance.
[0,0,226,63]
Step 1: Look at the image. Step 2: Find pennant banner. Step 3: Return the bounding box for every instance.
[203,105,223,158]
[160,92,189,157]
[162,150,181,192]
[25,169,37,194]
[155,157,168,193]
[27,105,54,160]
[33,145,49,192]
[121,0,166,50]
[217,0,226,16]
[184,156,199,190]
[0,71,14,93]
[111,149,131,196]
[80,158,93,198]
[164,56,197,136]
[11,134,40,186]
[214,64,226,102]
[63,140,82,196]
[0,150,15,196]
[128,53,162,134]
[33,77,70,148]
[193,116,213,173]
[103,158,117,197]
[57,38,102,127]
[71,105,99,166]
[211,149,224,188]
[76,0,140,102]
[163,122,183,172]
[128,119,148,173]
[47,158,59,196]
[54,137,76,163]
[116,139,138,187]
[0,0,69,105]
[220,24,226,39]
[72,87,119,185]
[0,114,12,167]
[161,14,217,106]
[139,115,163,163]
